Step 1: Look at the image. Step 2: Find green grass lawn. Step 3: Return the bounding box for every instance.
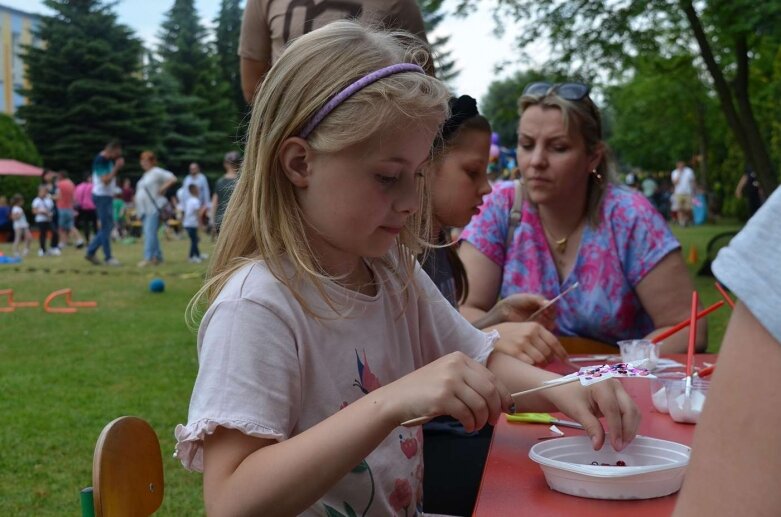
[0,221,742,514]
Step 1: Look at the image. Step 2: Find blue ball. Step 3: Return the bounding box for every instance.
[149,278,165,293]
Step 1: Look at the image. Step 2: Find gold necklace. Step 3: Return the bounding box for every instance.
[540,218,581,255]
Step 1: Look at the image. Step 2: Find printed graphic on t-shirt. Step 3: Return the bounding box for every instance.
[283,1,363,41]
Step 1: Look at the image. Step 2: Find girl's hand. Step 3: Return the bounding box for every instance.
[492,322,568,366]
[379,352,514,433]
[546,379,641,452]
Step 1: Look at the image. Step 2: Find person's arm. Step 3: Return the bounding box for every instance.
[487,351,640,451]
[203,351,513,516]
[635,252,708,353]
[458,240,503,322]
[673,302,781,516]
[241,57,270,104]
[210,192,219,223]
[734,174,746,198]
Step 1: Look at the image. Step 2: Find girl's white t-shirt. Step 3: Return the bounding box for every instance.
[11,205,28,230]
[31,196,53,223]
[176,256,496,516]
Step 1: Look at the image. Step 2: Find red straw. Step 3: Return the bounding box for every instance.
[715,282,736,309]
[651,300,725,344]
[686,292,699,378]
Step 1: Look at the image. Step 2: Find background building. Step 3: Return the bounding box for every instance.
[0,3,39,115]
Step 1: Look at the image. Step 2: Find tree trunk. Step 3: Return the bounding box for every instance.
[680,1,778,194]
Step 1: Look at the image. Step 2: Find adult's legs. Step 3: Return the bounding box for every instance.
[86,195,114,260]
[141,213,162,262]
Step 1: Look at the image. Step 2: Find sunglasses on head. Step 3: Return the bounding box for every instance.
[522,82,590,101]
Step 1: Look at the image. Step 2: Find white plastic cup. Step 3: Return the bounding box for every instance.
[617,339,661,370]
[649,372,686,413]
[666,378,710,424]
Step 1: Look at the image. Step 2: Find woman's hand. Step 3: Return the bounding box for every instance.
[545,379,641,452]
[491,322,568,366]
[379,352,514,433]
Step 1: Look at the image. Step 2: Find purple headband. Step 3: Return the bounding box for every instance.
[298,63,426,139]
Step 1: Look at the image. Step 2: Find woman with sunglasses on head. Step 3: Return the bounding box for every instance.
[459,82,706,360]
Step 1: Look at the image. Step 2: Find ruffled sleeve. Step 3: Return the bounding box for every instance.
[174,297,301,472]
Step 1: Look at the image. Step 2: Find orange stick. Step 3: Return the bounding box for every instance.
[651,300,725,344]
[714,282,736,309]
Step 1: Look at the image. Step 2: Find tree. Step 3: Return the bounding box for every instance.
[18,0,154,174]
[157,0,237,171]
[145,52,207,172]
[213,0,245,119]
[457,0,780,194]
[480,69,568,146]
[0,114,42,165]
[417,0,459,85]
[157,0,211,98]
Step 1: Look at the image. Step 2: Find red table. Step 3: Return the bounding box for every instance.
[473,354,716,516]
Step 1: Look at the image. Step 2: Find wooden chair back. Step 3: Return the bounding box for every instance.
[559,336,616,355]
[92,416,164,516]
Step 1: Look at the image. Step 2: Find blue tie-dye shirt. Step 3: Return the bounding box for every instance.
[460,182,680,345]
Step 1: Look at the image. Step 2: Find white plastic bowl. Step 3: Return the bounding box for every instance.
[529,435,690,500]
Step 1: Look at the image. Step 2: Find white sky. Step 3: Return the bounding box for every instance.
[2,0,541,104]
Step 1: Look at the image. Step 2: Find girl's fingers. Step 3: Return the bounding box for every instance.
[591,381,623,450]
[462,361,508,423]
[539,330,569,362]
[615,385,641,451]
[523,339,548,365]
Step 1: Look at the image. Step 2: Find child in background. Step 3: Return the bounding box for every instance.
[175,21,639,516]
[32,184,58,256]
[10,194,32,257]
[421,95,564,515]
[183,183,206,263]
[111,191,127,240]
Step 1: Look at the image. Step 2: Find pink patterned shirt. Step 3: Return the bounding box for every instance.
[460,182,680,345]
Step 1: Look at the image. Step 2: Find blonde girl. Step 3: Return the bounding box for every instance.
[176,22,639,516]
[10,194,32,257]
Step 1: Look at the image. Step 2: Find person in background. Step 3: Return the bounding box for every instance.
[673,186,781,517]
[121,177,135,207]
[0,196,13,243]
[420,94,560,516]
[135,151,178,267]
[182,162,211,223]
[56,170,85,248]
[85,140,124,266]
[175,23,639,516]
[10,194,32,257]
[183,183,206,263]
[211,151,240,237]
[238,0,428,103]
[74,173,97,243]
[640,172,661,213]
[32,184,57,256]
[734,165,765,218]
[41,169,61,252]
[459,82,705,357]
[671,160,696,226]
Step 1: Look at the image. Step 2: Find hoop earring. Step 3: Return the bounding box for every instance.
[590,168,603,185]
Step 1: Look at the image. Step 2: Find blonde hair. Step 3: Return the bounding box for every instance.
[187,21,450,324]
[518,91,616,226]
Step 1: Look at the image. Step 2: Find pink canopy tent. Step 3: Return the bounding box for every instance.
[0,159,43,177]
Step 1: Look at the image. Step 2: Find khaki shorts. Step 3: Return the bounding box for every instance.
[674,194,692,211]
